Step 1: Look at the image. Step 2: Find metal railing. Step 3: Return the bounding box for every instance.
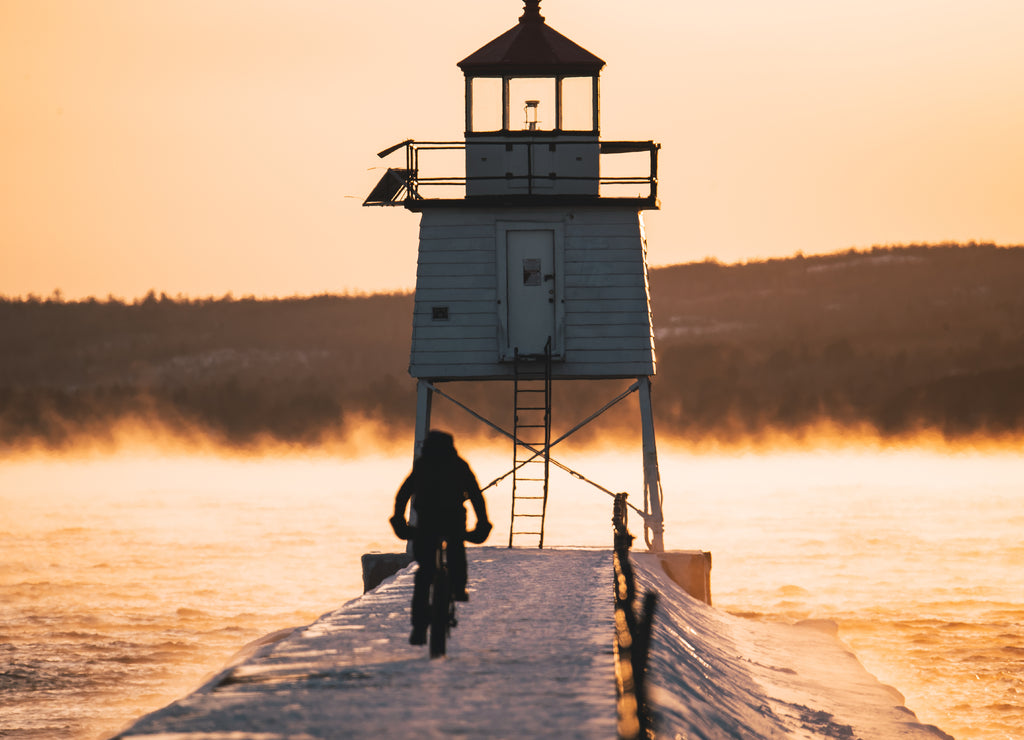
[364,139,659,206]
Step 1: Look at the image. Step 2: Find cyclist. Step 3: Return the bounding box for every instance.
[390,430,492,645]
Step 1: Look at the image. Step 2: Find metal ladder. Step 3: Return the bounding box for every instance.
[509,338,552,548]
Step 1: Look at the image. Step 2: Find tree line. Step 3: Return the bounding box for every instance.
[2,243,1022,450]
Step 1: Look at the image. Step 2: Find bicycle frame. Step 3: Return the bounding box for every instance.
[428,539,457,658]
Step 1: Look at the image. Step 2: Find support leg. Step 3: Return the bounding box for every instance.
[414,380,433,459]
[407,381,433,555]
[638,376,665,552]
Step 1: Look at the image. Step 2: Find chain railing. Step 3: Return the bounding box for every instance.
[364,139,659,206]
[612,493,657,740]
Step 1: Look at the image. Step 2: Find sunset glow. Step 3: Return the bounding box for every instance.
[3,3,1023,738]
[2,0,1022,299]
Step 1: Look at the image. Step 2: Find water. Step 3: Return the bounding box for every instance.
[658,450,1024,740]
[1,445,1021,739]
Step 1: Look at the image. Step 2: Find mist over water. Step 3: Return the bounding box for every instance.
[1,444,1021,739]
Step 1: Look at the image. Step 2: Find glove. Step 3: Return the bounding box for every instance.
[389,514,413,540]
[465,519,493,544]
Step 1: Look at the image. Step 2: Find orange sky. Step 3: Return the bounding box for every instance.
[2,0,1022,300]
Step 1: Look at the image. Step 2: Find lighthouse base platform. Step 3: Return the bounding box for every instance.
[114,548,952,740]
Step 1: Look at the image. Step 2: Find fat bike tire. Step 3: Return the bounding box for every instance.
[429,566,450,658]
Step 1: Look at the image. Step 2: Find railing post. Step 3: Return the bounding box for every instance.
[649,142,659,202]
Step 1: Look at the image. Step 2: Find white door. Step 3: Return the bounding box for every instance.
[506,229,555,357]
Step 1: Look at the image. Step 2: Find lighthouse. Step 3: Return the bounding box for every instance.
[366,0,665,551]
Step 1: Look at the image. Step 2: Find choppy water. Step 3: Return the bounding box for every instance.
[1,446,1021,739]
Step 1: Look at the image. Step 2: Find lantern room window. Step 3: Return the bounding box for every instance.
[559,76,596,131]
[510,78,554,130]
[469,78,503,132]
[466,75,598,134]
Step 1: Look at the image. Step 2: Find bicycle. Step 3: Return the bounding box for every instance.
[389,513,491,657]
[429,538,458,658]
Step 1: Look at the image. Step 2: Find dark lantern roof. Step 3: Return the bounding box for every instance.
[458,0,604,76]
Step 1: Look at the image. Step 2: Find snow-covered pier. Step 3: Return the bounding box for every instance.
[115,548,952,740]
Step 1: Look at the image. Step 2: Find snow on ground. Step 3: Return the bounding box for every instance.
[114,548,616,739]
[114,548,953,740]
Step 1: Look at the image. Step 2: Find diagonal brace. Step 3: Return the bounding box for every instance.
[424,380,648,518]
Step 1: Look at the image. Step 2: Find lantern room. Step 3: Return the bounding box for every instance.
[460,0,603,197]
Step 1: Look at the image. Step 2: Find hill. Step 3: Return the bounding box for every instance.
[650,243,1024,441]
[2,243,1022,450]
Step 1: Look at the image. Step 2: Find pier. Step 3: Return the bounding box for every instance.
[114,547,950,740]
[116,549,621,739]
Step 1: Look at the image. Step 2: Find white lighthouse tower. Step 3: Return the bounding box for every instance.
[366,0,665,551]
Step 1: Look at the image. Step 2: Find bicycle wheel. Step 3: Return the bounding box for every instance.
[429,561,450,658]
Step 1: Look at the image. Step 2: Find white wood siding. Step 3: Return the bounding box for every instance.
[410,207,656,380]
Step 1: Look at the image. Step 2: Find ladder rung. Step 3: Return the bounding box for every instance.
[513,351,551,548]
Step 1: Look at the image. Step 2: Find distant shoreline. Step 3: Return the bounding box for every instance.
[3,243,1022,451]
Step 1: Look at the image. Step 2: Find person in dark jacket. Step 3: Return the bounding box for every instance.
[390,430,491,645]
